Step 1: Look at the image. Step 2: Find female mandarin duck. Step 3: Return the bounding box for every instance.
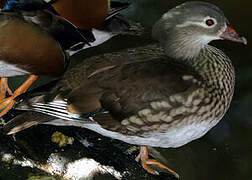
[0,8,89,118]
[4,1,247,178]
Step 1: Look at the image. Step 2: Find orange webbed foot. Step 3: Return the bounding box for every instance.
[0,96,16,117]
[136,146,179,178]
[0,75,38,118]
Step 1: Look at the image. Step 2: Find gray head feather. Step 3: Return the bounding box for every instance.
[152,1,228,60]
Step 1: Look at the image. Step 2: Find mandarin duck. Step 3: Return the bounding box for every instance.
[67,1,134,56]
[48,0,111,29]
[0,8,89,119]
[3,0,112,29]
[0,0,133,119]
[2,0,131,55]
[3,1,247,178]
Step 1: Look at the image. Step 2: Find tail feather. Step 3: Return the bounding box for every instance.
[29,101,106,121]
[16,96,98,121]
[19,99,77,121]
[33,101,68,111]
[32,107,73,120]
[3,111,56,135]
[4,99,95,135]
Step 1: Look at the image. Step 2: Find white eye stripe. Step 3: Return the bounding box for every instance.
[176,21,207,28]
[176,16,217,28]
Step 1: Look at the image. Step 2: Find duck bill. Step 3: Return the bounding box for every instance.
[220,26,247,45]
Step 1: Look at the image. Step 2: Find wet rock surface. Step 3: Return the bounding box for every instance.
[0,124,176,179]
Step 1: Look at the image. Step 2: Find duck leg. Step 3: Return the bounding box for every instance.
[135,146,179,178]
[0,75,38,117]
[0,78,13,100]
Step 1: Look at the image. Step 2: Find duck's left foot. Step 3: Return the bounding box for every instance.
[0,78,13,100]
[0,77,13,124]
[0,75,38,117]
[135,146,179,178]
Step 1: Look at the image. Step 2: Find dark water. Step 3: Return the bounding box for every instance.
[2,0,252,179]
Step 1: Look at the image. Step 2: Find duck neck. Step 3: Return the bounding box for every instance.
[187,45,235,104]
[189,45,234,79]
[164,37,204,60]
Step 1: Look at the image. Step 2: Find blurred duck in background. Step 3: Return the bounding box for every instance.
[0,8,88,118]
[3,1,247,178]
[2,0,110,29]
[1,0,131,53]
[0,0,134,119]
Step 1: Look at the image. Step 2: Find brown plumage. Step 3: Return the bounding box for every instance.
[0,8,87,118]
[0,17,65,76]
[51,0,110,29]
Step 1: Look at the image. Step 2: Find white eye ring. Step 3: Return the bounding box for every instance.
[202,16,217,28]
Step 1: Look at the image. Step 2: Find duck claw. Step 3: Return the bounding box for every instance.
[136,146,179,178]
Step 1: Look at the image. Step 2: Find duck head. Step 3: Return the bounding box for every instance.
[152,1,247,60]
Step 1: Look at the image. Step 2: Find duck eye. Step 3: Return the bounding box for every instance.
[205,19,215,26]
